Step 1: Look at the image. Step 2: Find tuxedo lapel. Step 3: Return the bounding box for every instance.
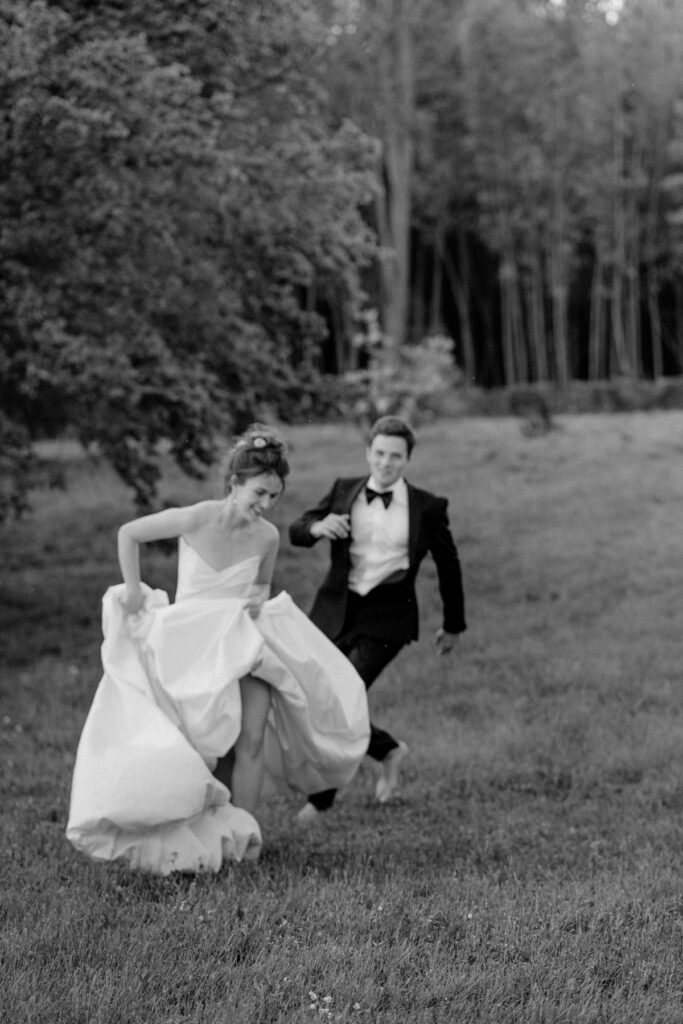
[406,482,420,567]
[340,477,368,513]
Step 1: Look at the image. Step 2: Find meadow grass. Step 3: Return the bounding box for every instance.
[2,413,683,1023]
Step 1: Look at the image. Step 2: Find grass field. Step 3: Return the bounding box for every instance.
[2,412,683,1023]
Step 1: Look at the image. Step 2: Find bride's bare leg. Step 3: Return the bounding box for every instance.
[231,674,271,815]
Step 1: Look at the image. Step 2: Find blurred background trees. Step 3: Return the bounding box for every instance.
[3,0,683,513]
[0,0,377,512]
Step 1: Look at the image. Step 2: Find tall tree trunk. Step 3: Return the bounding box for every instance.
[470,271,498,384]
[676,278,683,373]
[437,226,475,382]
[375,0,416,367]
[429,233,443,334]
[411,238,426,342]
[499,250,525,385]
[528,243,548,382]
[647,264,663,379]
[626,262,641,377]
[548,242,570,388]
[547,162,571,388]
[499,259,516,385]
[625,136,643,376]
[588,251,607,381]
[456,228,476,383]
[644,115,668,380]
[610,269,630,376]
[610,96,631,377]
[513,271,529,383]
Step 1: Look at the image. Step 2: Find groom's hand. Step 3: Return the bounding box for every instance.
[310,513,351,540]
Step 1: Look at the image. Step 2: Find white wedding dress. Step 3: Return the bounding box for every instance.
[66,539,370,875]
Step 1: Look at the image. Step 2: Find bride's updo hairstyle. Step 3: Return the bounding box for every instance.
[224,423,290,493]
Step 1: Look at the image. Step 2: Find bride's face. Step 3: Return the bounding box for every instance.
[231,471,284,521]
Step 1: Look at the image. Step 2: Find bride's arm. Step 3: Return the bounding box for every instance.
[117,504,205,613]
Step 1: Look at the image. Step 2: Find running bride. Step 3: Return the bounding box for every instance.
[66,425,370,875]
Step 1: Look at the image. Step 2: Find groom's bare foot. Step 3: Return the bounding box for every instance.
[295,801,322,827]
[375,741,409,803]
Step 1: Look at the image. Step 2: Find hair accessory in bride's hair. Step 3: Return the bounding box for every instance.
[224,424,289,491]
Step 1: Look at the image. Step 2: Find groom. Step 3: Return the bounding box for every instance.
[288,415,467,822]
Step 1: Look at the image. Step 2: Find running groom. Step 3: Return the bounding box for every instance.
[289,416,467,822]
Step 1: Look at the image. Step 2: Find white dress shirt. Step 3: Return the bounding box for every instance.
[348,476,409,596]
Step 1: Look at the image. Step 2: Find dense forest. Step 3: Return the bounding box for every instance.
[325,0,683,389]
[2,0,683,512]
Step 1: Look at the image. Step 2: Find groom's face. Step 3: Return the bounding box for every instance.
[366,433,410,489]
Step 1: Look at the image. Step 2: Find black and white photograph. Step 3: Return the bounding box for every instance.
[3,0,683,1020]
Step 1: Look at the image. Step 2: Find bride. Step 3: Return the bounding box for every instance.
[66,425,370,875]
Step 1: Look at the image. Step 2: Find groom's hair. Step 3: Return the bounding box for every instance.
[368,416,416,456]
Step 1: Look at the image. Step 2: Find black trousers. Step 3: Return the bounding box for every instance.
[307,628,404,811]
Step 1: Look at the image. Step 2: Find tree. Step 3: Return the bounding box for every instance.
[457,0,593,387]
[0,0,378,516]
[442,0,683,386]
[582,0,683,380]
[320,0,435,367]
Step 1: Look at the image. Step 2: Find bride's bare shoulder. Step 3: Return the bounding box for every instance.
[257,518,280,548]
[183,500,223,528]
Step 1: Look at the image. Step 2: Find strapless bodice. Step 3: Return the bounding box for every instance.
[175,538,264,603]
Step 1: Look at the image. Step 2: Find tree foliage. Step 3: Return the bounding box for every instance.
[6,0,683,521]
[322,0,683,388]
[0,0,377,516]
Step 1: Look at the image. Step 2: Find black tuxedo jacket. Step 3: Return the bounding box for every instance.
[289,476,466,644]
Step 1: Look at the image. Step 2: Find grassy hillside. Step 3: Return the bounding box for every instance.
[2,413,683,1023]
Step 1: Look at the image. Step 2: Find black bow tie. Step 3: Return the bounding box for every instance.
[365,486,393,509]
